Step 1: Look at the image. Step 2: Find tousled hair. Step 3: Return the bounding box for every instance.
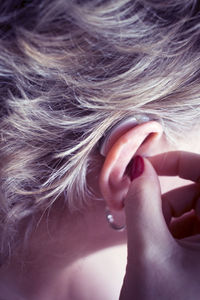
[1,0,200,262]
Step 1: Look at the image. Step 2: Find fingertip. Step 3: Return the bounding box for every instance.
[129,156,160,190]
[124,156,161,214]
[124,156,177,257]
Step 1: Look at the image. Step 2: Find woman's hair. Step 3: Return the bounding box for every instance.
[1,0,200,261]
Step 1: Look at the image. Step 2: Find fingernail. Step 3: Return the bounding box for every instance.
[130,155,144,181]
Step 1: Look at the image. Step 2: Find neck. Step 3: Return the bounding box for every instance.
[0,199,127,297]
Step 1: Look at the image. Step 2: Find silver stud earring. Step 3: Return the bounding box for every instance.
[105,207,126,231]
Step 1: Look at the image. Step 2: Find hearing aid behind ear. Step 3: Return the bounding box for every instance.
[99,115,151,157]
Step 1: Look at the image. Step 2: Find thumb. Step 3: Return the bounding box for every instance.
[125,156,175,259]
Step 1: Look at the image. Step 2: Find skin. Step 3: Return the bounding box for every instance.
[100,121,163,210]
[0,125,200,299]
[120,154,200,300]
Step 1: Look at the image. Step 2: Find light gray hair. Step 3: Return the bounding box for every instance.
[1,0,200,262]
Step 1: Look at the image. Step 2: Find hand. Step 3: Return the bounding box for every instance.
[120,152,200,300]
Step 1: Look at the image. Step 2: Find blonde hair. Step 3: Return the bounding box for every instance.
[1,0,200,261]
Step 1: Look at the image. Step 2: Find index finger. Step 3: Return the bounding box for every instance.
[148,151,200,182]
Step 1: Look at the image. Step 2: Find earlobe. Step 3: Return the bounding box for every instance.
[99,121,163,211]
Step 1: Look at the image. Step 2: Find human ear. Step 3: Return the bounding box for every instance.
[99,120,163,211]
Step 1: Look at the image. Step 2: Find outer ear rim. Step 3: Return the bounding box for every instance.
[99,121,163,211]
[99,115,151,157]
